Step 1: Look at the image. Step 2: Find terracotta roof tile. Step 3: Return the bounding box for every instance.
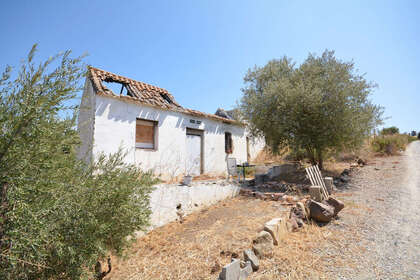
[88,66,240,124]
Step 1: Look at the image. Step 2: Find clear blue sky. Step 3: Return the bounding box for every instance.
[1,0,419,132]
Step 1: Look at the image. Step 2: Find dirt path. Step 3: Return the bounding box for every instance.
[328,141,420,279]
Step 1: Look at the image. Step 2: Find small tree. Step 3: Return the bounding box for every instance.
[0,45,156,279]
[240,50,383,168]
[381,126,399,135]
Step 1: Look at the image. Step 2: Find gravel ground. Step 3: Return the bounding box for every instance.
[325,141,420,279]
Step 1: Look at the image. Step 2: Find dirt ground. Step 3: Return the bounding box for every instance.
[105,188,358,279]
[105,143,420,280]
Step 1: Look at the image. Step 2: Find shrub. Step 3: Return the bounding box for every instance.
[371,134,416,155]
[380,126,399,135]
[0,45,157,280]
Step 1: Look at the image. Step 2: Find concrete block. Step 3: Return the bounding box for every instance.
[263,218,282,245]
[243,249,259,271]
[219,258,240,280]
[309,185,323,202]
[324,177,334,194]
[252,231,274,258]
[239,261,253,279]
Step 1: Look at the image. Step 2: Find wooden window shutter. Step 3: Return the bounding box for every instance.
[136,119,156,149]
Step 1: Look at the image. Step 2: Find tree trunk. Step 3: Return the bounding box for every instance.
[316,149,324,170]
[306,147,316,165]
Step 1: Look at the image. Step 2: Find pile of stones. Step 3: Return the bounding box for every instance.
[219,182,345,279]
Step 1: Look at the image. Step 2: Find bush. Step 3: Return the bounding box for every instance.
[371,134,416,155]
[0,46,157,280]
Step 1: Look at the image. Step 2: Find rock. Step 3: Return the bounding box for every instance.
[243,249,259,271]
[323,177,334,194]
[210,261,221,274]
[219,259,240,280]
[324,196,345,216]
[341,169,350,176]
[252,231,274,258]
[357,158,366,166]
[263,218,282,245]
[283,195,298,203]
[291,202,308,221]
[239,261,253,280]
[255,192,268,200]
[309,185,323,202]
[239,189,252,196]
[286,216,299,232]
[308,200,335,223]
[255,174,268,185]
[339,175,349,183]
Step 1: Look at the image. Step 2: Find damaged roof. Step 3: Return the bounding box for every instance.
[88,66,240,124]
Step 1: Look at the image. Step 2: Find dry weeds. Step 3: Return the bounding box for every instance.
[105,192,365,280]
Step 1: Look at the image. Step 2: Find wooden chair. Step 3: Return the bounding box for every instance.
[227,158,242,182]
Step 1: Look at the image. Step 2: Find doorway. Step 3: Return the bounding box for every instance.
[186,128,204,176]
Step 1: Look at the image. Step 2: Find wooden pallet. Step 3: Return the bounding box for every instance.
[305,165,329,199]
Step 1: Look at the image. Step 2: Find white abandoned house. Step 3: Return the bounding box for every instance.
[78,67,264,180]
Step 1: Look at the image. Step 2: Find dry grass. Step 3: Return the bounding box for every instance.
[252,147,286,165]
[105,192,365,280]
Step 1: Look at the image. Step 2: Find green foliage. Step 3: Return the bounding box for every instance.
[380,126,399,135]
[240,50,383,168]
[0,45,157,279]
[371,134,416,155]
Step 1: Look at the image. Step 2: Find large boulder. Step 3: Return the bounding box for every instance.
[324,197,345,216]
[307,200,335,223]
[252,231,274,258]
[263,218,282,245]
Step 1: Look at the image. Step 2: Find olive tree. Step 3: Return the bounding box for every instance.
[381,126,399,135]
[240,50,383,168]
[0,45,157,280]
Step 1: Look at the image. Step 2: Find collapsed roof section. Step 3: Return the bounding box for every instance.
[88,66,240,125]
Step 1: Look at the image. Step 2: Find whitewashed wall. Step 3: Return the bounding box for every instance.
[92,95,252,178]
[149,182,241,228]
[78,79,265,178]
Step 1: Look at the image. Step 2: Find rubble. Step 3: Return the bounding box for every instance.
[324,196,345,216]
[252,231,274,258]
[219,259,240,280]
[239,261,252,280]
[307,200,335,223]
[243,249,259,271]
[309,185,323,202]
[286,216,299,232]
[323,177,335,194]
[263,218,283,245]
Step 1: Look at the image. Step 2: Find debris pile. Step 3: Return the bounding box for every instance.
[218,165,348,279]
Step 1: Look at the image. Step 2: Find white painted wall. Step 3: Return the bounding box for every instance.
[77,81,265,178]
[149,182,241,228]
[77,79,96,163]
[92,95,259,179]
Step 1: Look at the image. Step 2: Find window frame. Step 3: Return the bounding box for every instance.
[135,118,158,150]
[225,132,233,154]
